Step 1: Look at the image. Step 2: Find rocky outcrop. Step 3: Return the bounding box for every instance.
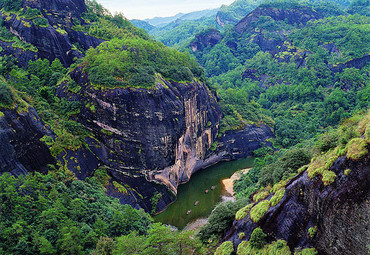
[223,150,370,255]
[235,7,322,34]
[0,107,55,176]
[215,124,275,160]
[55,67,222,211]
[54,67,275,212]
[190,29,223,52]
[330,54,370,73]
[0,0,103,67]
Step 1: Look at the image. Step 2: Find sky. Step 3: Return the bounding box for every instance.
[95,0,235,20]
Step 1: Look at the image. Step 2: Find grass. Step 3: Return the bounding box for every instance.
[250,200,270,223]
[0,111,4,118]
[346,138,368,161]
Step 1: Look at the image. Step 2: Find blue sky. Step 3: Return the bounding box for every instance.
[95,0,235,20]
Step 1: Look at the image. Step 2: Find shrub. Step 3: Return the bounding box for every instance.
[215,241,233,255]
[322,171,336,186]
[253,190,269,202]
[33,17,49,27]
[235,204,253,220]
[249,228,266,249]
[316,132,338,152]
[0,81,14,107]
[239,232,245,240]
[270,188,285,207]
[198,200,247,242]
[24,8,42,19]
[308,226,318,238]
[344,169,351,176]
[346,138,368,161]
[294,248,318,255]
[250,200,270,223]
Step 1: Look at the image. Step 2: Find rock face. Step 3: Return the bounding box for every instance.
[0,107,55,176]
[235,7,322,34]
[215,124,275,160]
[190,29,223,52]
[223,151,370,255]
[54,67,274,212]
[0,0,103,66]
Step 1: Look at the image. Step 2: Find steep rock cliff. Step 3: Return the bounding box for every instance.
[54,67,274,212]
[0,107,55,176]
[235,7,322,34]
[223,147,370,255]
[0,0,103,66]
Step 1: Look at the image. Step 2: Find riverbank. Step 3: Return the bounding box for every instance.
[153,158,255,229]
[222,168,251,197]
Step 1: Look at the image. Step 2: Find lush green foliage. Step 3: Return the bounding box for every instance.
[83,38,203,88]
[198,199,248,243]
[237,239,291,255]
[249,228,267,249]
[0,80,14,107]
[0,172,151,254]
[33,17,49,27]
[214,241,234,255]
[217,0,262,25]
[289,15,370,63]
[113,223,207,255]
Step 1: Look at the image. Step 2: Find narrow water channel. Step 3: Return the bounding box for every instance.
[154,158,255,229]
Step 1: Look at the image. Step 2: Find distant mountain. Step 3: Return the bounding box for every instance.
[144,12,185,27]
[130,19,155,31]
[143,8,219,27]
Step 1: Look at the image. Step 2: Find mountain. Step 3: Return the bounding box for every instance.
[143,8,219,27]
[219,111,370,254]
[0,0,273,213]
[130,19,154,31]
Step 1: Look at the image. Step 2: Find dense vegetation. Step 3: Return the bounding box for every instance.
[83,37,204,88]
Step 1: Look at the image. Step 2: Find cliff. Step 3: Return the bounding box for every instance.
[0,0,103,66]
[0,106,55,176]
[235,7,322,34]
[52,67,274,212]
[223,134,370,254]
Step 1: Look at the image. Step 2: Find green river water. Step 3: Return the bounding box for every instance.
[154,158,255,229]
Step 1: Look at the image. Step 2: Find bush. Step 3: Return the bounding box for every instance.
[24,8,42,19]
[33,17,49,27]
[0,81,14,107]
[316,132,338,152]
[198,200,247,242]
[215,241,234,255]
[250,200,270,223]
[249,228,266,249]
[346,138,369,161]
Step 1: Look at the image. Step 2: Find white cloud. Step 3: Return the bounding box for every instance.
[95,0,235,19]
